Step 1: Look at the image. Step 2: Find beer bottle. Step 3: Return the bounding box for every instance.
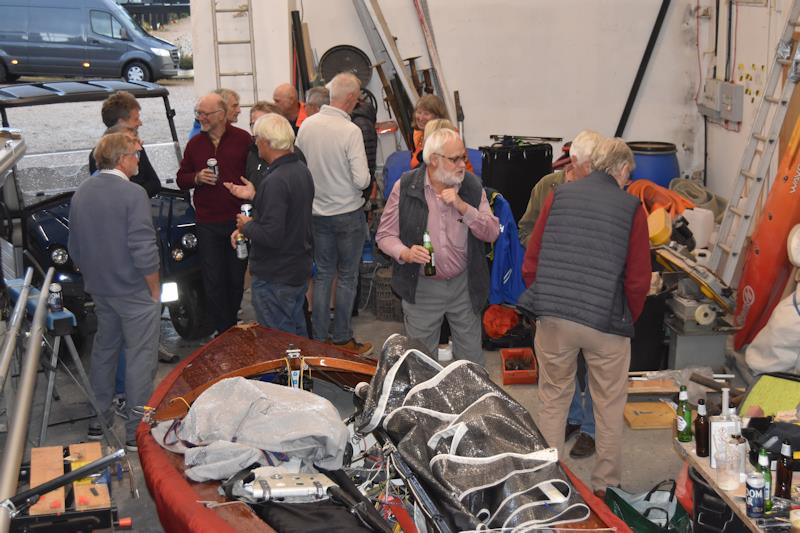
[775,439,793,499]
[423,230,436,276]
[759,447,773,511]
[676,385,693,442]
[694,398,709,457]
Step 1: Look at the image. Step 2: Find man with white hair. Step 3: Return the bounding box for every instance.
[517,130,602,247]
[518,137,650,498]
[304,86,329,117]
[377,128,500,364]
[227,113,314,335]
[296,72,372,354]
[518,130,604,460]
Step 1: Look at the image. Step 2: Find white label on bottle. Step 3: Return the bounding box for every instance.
[677,417,688,431]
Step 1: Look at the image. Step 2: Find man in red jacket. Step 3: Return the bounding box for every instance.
[176,92,251,335]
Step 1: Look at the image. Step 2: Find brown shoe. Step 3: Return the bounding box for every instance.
[564,423,581,441]
[593,488,606,500]
[569,433,596,458]
[333,338,374,356]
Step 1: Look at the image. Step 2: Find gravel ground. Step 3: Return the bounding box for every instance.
[3,78,196,154]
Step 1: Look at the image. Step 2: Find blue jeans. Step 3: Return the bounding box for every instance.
[567,368,596,437]
[251,277,308,337]
[311,209,367,343]
[114,351,126,396]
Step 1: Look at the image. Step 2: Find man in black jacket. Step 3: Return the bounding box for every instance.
[90,91,160,197]
[226,113,314,335]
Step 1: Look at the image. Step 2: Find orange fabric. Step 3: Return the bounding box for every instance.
[482,304,520,338]
[410,129,424,169]
[410,128,475,172]
[627,179,694,218]
[295,101,307,129]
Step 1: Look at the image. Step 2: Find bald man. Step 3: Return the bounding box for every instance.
[176,92,251,336]
[273,83,307,133]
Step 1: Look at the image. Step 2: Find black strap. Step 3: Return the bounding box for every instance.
[645,479,677,502]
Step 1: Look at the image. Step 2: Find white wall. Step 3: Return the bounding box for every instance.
[191,0,793,202]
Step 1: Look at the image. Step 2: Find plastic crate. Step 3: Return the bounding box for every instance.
[500,348,538,385]
[374,267,403,322]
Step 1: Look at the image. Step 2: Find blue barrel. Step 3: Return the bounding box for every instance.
[627,141,679,188]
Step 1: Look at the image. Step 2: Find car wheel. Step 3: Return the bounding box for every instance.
[123,61,150,83]
[169,282,212,340]
[0,62,8,83]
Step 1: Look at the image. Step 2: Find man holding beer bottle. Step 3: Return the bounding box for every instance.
[177,92,251,336]
[376,128,499,364]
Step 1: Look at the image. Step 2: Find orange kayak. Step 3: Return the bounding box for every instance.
[734,122,800,349]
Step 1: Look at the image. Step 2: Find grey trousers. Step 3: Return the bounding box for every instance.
[402,270,484,365]
[90,290,161,440]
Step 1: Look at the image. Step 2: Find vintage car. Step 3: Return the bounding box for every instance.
[0,79,210,342]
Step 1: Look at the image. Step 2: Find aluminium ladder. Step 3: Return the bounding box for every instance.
[210,0,258,109]
[709,0,800,285]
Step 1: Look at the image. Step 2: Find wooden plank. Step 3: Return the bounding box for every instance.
[301,22,315,83]
[624,401,675,429]
[68,442,110,511]
[627,378,679,395]
[29,446,65,516]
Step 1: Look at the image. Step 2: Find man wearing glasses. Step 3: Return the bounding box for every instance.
[376,128,500,365]
[177,92,251,336]
[69,133,161,452]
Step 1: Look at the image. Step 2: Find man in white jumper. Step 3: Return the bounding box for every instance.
[296,72,372,354]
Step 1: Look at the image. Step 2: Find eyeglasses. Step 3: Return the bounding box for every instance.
[194,109,223,119]
[435,153,468,165]
[125,151,141,160]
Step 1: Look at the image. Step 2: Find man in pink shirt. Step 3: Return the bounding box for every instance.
[377,129,500,364]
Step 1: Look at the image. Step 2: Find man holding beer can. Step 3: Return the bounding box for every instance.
[226,113,314,336]
[177,92,251,335]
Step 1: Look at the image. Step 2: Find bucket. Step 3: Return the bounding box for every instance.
[628,141,680,188]
[682,207,714,249]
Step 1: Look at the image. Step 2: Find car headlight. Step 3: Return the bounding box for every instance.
[50,247,69,265]
[171,248,184,262]
[181,233,197,250]
[161,282,178,303]
[151,47,171,57]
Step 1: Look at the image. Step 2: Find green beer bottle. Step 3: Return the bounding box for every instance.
[676,385,693,442]
[759,447,773,511]
[423,230,436,276]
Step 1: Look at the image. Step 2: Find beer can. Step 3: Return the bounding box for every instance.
[241,203,252,217]
[48,283,63,312]
[206,158,218,177]
[746,470,765,517]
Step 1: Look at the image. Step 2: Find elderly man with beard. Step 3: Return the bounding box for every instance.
[377,128,500,364]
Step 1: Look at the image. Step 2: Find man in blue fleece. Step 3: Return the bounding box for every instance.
[69,132,161,452]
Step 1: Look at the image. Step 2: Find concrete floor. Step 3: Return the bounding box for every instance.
[0,288,685,532]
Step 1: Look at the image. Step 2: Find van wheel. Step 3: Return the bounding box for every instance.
[168,282,212,340]
[123,61,150,83]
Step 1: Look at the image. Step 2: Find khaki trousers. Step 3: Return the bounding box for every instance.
[533,316,630,491]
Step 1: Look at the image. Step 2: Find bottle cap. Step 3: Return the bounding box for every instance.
[679,389,688,400]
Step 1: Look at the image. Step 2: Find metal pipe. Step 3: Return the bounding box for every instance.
[0,267,54,533]
[614,0,671,138]
[0,268,33,391]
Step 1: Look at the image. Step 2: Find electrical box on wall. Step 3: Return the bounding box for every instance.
[698,79,744,122]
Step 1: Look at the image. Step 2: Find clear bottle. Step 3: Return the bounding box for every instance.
[423,230,436,276]
[235,233,248,260]
[775,439,793,500]
[695,398,709,457]
[759,447,773,511]
[676,385,693,442]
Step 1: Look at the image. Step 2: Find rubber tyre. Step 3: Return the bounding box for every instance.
[0,62,8,83]
[169,282,212,340]
[123,61,150,83]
